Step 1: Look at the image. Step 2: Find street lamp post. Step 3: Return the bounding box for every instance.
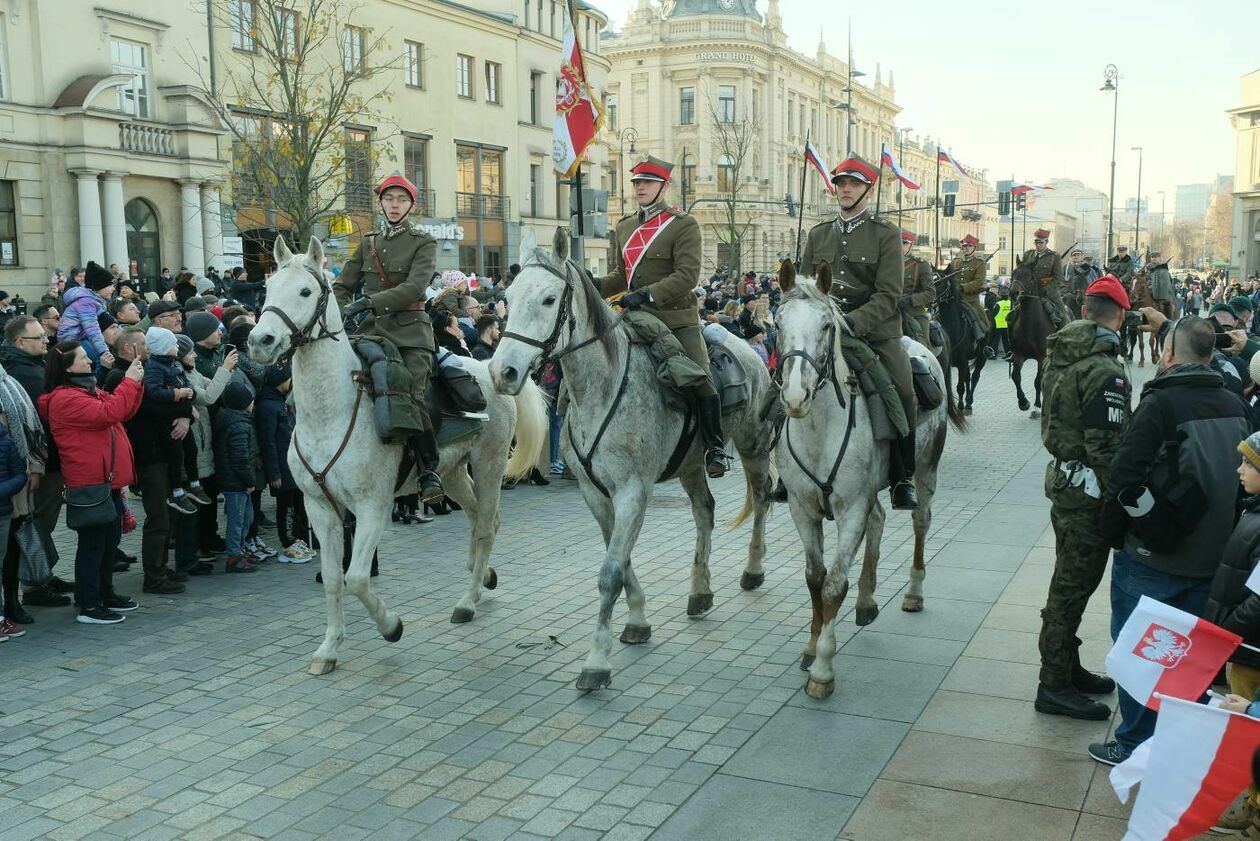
[1101,64,1120,259]
[616,127,639,215]
[843,67,865,158]
[1131,145,1143,256]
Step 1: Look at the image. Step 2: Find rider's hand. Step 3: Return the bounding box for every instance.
[343,297,373,321]
[620,288,651,310]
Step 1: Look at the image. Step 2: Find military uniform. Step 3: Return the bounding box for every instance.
[1036,293,1131,718]
[900,251,935,344]
[1021,242,1068,325]
[950,241,990,332]
[1105,252,1135,288]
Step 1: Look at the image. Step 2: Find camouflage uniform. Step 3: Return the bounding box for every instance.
[1038,320,1131,690]
[900,252,935,344]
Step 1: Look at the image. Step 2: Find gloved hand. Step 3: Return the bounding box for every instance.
[898,296,913,312]
[621,288,651,310]
[343,297,374,321]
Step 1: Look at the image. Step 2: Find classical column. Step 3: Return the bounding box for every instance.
[72,170,104,266]
[178,179,205,273]
[100,172,129,272]
[200,183,224,272]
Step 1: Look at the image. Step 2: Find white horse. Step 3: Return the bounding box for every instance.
[249,236,547,675]
[773,261,966,699]
[490,229,776,692]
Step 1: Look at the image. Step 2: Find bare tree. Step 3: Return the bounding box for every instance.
[706,94,758,276]
[193,0,402,242]
[1206,187,1234,264]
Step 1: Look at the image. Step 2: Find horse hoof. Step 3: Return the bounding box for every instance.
[308,658,337,676]
[1030,410,1041,420]
[804,677,835,700]
[855,604,880,627]
[687,593,714,616]
[383,618,404,643]
[964,407,974,416]
[575,668,612,692]
[740,571,765,591]
[450,607,475,624]
[901,595,924,613]
[619,624,652,645]
[1018,399,1030,412]
[800,653,815,671]
[484,567,498,590]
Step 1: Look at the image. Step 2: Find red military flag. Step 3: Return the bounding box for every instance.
[552,0,604,177]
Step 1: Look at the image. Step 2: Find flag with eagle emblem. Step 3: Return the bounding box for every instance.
[552,0,604,177]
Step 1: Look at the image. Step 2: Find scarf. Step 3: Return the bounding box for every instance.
[68,373,98,394]
[0,367,45,468]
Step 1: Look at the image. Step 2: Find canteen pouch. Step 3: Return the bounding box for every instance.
[436,349,488,414]
[840,334,907,439]
[351,336,426,438]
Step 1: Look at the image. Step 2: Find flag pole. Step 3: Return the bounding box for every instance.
[794,131,810,266]
[873,149,884,219]
[934,145,942,267]
[572,162,585,266]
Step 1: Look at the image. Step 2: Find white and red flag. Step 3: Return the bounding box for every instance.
[1011,182,1054,196]
[1110,695,1260,841]
[881,143,920,191]
[938,149,969,179]
[1105,595,1241,710]
[552,0,604,177]
[804,139,834,194]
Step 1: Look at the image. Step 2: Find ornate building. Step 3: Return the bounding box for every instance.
[1229,69,1260,278]
[601,0,899,273]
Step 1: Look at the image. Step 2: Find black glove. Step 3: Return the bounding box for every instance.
[1098,498,1128,550]
[898,296,913,312]
[621,288,651,310]
[342,297,373,322]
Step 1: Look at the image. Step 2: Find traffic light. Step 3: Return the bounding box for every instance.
[998,191,1011,216]
[1015,192,1027,211]
[785,194,796,217]
[943,194,956,218]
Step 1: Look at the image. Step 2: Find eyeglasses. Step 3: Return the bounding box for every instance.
[17,334,47,343]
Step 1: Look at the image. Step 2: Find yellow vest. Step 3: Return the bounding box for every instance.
[994,299,1012,328]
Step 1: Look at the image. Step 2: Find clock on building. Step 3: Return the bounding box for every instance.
[667,0,762,19]
[717,0,736,9]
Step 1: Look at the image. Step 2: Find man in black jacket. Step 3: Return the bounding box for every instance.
[1095,317,1251,766]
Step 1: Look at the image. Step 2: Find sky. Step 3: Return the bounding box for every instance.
[594,0,1259,215]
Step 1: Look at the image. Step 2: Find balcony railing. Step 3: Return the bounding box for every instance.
[415,188,437,217]
[455,192,511,220]
[119,121,175,156]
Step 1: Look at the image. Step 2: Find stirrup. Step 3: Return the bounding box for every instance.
[890,480,918,510]
[418,471,445,504]
[705,447,731,479]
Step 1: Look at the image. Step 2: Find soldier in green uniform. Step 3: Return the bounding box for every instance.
[899,229,934,344]
[800,154,917,510]
[949,234,989,341]
[335,174,443,500]
[1021,228,1068,329]
[1035,275,1131,721]
[1105,245,1135,288]
[599,155,727,478]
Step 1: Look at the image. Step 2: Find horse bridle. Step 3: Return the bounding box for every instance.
[775,321,840,404]
[499,258,622,368]
[260,264,343,356]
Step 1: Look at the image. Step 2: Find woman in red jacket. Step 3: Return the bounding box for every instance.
[39,341,143,625]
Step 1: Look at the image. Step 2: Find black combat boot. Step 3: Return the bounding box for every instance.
[410,427,445,503]
[1035,684,1112,721]
[1071,648,1116,695]
[697,393,730,479]
[889,433,918,510]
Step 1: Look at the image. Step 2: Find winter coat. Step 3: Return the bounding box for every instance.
[57,285,109,359]
[142,354,190,404]
[186,362,233,478]
[213,401,259,491]
[255,385,297,491]
[470,339,495,362]
[1203,496,1260,670]
[0,427,28,518]
[39,378,142,490]
[1,344,58,474]
[228,278,265,309]
[104,358,193,469]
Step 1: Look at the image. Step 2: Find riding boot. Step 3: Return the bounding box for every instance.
[769,478,788,502]
[889,433,918,510]
[409,427,445,503]
[696,392,730,479]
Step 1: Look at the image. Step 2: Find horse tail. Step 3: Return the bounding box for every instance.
[505,378,549,480]
[946,397,968,433]
[729,471,754,528]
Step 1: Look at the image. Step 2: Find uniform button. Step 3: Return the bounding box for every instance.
[842,241,847,245]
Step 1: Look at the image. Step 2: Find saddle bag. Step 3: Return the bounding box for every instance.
[928,321,946,352]
[435,349,488,414]
[350,336,425,441]
[840,335,907,440]
[910,356,944,411]
[703,324,750,412]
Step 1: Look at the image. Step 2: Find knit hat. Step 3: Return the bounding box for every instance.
[1251,352,1260,389]
[0,290,9,303]
[147,300,180,320]
[183,296,208,313]
[1229,295,1254,314]
[1209,302,1238,318]
[176,334,195,358]
[264,363,292,388]
[145,326,178,356]
[228,322,253,350]
[85,261,115,291]
[185,311,221,343]
[195,277,216,295]
[1240,431,1260,472]
[221,380,253,411]
[96,312,117,333]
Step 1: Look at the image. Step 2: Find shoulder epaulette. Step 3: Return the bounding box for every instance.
[808,219,832,232]
[668,205,685,217]
[617,212,637,223]
[871,215,896,229]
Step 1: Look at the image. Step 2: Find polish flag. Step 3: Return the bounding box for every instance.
[938,149,968,179]
[1105,596,1241,711]
[804,139,834,194]
[1110,695,1260,841]
[552,0,604,177]
[1011,183,1054,196]
[881,143,920,191]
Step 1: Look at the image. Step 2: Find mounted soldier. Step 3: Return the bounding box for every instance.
[899,230,934,345]
[1105,245,1135,289]
[800,154,917,510]
[598,154,728,479]
[1020,228,1068,329]
[334,174,443,501]
[949,234,989,342]
[1067,249,1103,314]
[1146,251,1177,319]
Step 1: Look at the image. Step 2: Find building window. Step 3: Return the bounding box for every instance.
[110,39,150,118]
[485,61,501,104]
[0,181,16,266]
[717,155,735,192]
[679,87,695,125]
[404,135,429,214]
[404,41,424,88]
[682,163,695,197]
[456,54,474,99]
[555,176,567,221]
[608,168,618,202]
[787,97,794,135]
[481,149,503,196]
[0,13,8,100]
[529,163,541,217]
[231,0,256,51]
[529,71,543,124]
[274,7,299,60]
[536,0,542,31]
[344,128,373,212]
[550,0,557,37]
[606,93,617,131]
[718,85,737,123]
[342,26,365,74]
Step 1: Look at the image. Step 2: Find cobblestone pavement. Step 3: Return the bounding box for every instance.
[1,360,1172,841]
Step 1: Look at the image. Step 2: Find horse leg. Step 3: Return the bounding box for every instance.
[1033,358,1045,411]
[787,498,826,672]
[1012,356,1030,411]
[445,464,491,624]
[571,480,649,644]
[738,451,772,591]
[678,465,716,616]
[577,482,648,692]
[904,424,943,612]
[342,501,403,643]
[805,498,873,700]
[854,501,885,626]
[968,345,986,412]
[308,503,346,675]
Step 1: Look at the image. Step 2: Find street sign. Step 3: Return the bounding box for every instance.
[222,235,244,255]
[942,180,960,194]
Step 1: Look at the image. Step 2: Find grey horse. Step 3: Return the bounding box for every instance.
[490,229,775,692]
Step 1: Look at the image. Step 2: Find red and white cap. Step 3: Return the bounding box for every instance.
[630,155,673,183]
[961,234,980,248]
[1033,228,1051,241]
[375,174,418,202]
[900,230,915,244]
[830,154,880,185]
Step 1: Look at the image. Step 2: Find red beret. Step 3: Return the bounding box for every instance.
[1085,274,1130,310]
[1033,228,1051,240]
[961,234,980,247]
[900,230,915,244]
[830,155,879,185]
[375,175,418,202]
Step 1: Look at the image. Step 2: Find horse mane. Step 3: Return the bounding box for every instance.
[523,245,620,361]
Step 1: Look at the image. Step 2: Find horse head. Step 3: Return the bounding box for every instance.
[775,260,844,418]
[249,235,339,364]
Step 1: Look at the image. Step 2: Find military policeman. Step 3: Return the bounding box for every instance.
[950,234,989,340]
[1022,228,1069,329]
[801,154,917,509]
[1035,274,1131,721]
[599,155,727,478]
[335,174,443,500]
[899,230,934,344]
